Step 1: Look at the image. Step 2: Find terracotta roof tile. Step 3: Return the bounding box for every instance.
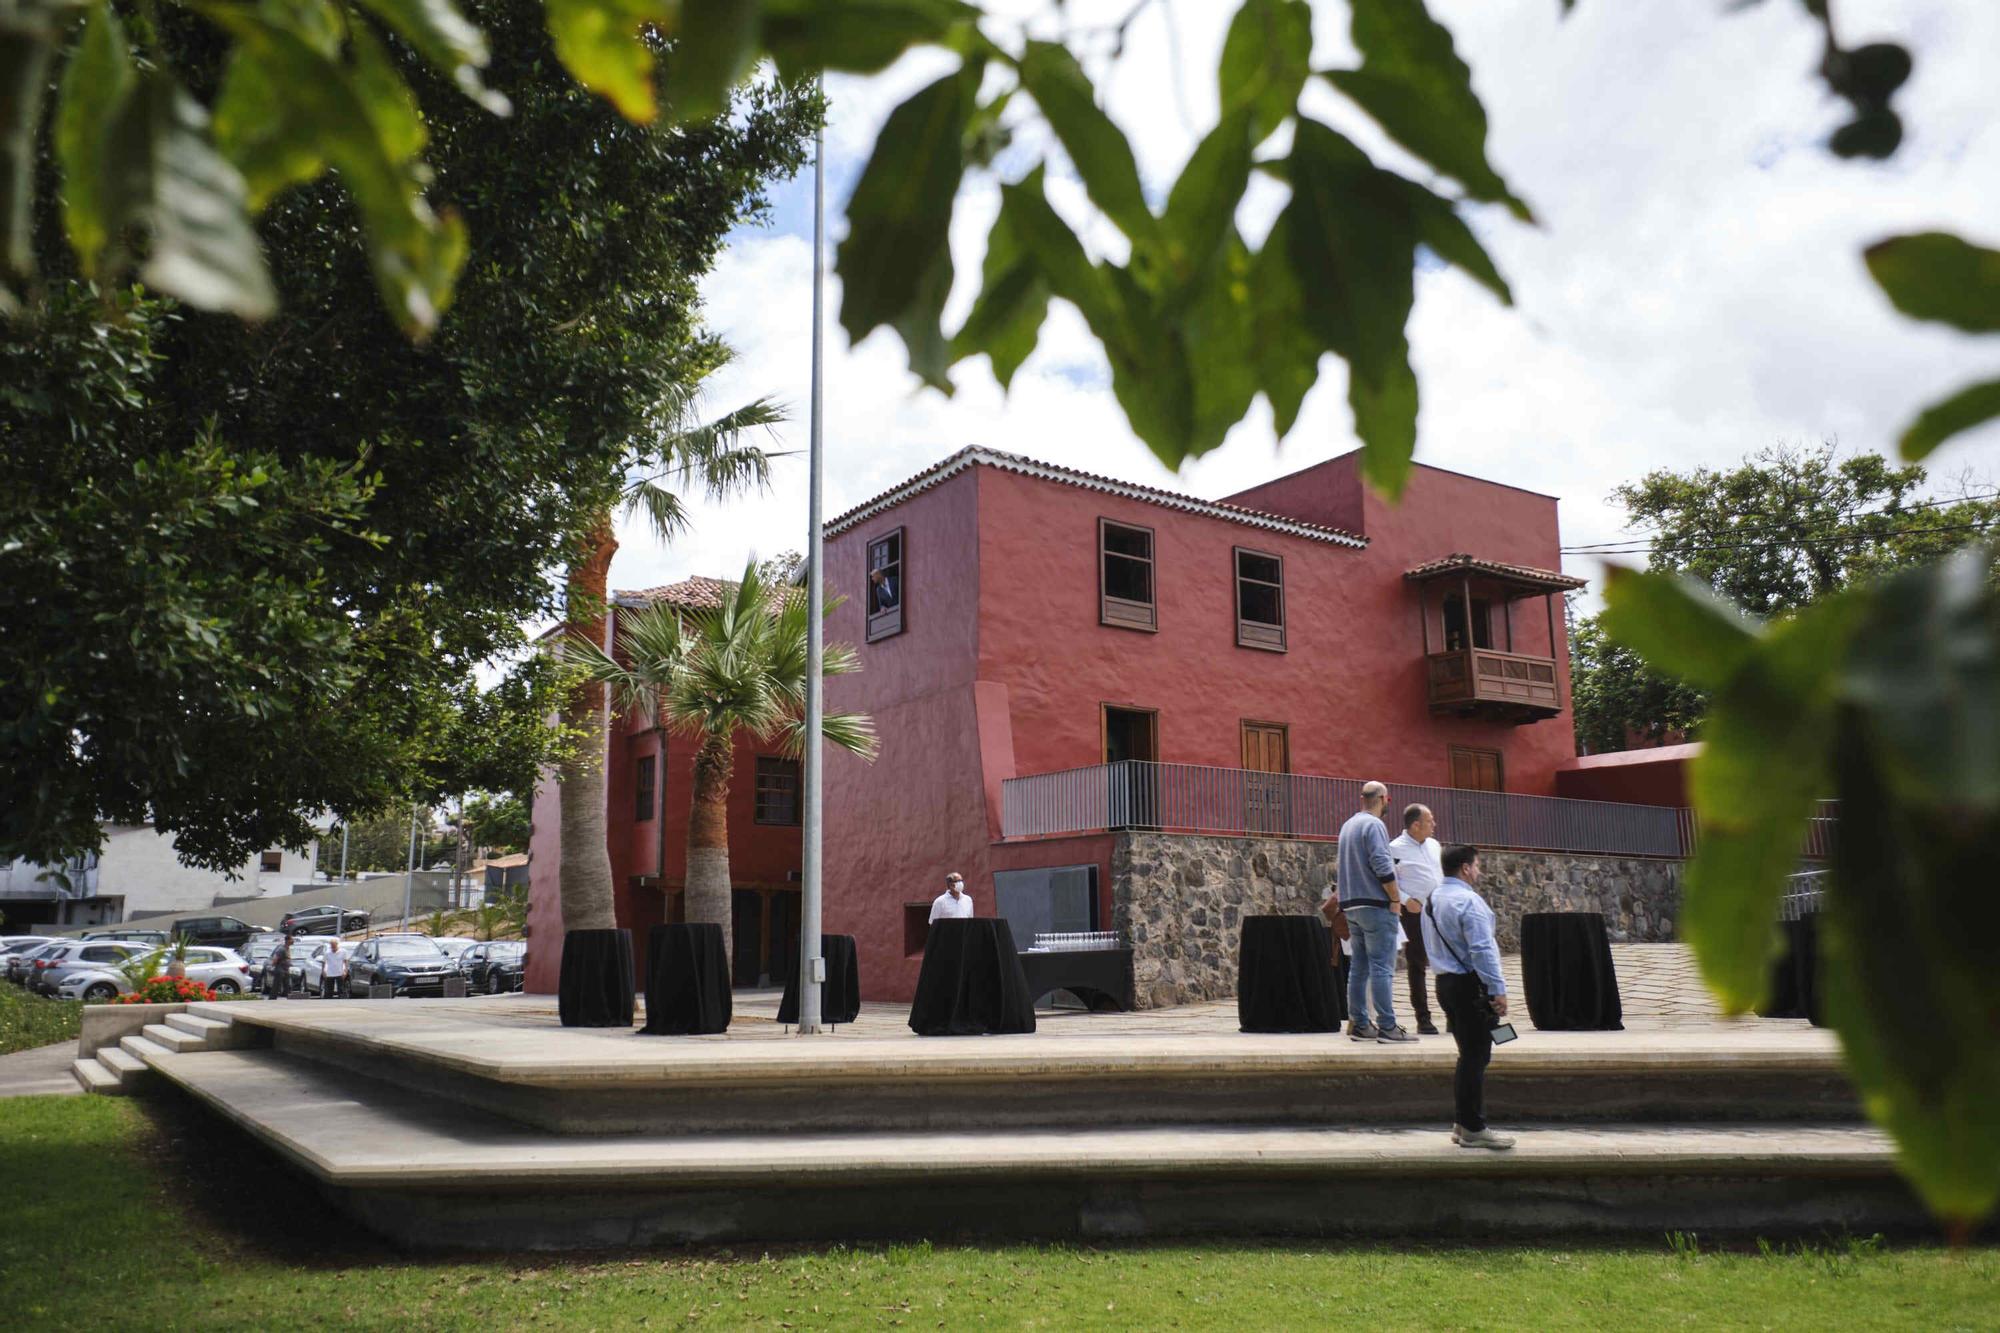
[1402,553,1586,592]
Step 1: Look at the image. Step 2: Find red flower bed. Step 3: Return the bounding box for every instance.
[116,976,217,1004]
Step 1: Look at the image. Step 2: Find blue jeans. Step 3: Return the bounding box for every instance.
[1346,904,1400,1032]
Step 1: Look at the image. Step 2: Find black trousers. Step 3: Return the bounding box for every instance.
[322,974,349,999]
[1436,972,1494,1132]
[1400,906,1433,1027]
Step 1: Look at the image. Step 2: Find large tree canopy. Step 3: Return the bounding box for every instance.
[1569,443,1998,751]
[1,0,818,870]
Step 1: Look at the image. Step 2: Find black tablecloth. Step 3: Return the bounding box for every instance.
[1237,915,1345,1033]
[1019,948,1134,1012]
[1759,915,1826,1026]
[1519,912,1624,1031]
[639,923,732,1036]
[908,918,1037,1036]
[558,928,634,1029]
[777,933,862,1025]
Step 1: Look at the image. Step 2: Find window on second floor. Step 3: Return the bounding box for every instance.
[1099,519,1156,631]
[634,755,657,823]
[867,529,904,642]
[755,757,802,826]
[1234,548,1285,650]
[259,850,283,872]
[1442,594,1495,652]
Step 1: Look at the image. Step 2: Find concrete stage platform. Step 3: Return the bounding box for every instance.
[83,946,1929,1247]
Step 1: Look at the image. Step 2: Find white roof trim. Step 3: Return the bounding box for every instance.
[824,447,1367,548]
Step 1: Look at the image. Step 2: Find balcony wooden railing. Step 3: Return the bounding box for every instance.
[1427,646,1561,720]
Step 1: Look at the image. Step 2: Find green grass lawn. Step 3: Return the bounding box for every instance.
[0,1093,1993,1331]
[0,982,82,1055]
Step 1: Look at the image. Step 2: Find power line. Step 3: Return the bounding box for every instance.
[1563,489,2000,554]
[1563,516,2000,559]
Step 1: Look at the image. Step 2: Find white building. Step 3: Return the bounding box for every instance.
[0,824,320,930]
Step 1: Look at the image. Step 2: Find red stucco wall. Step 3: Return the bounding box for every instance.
[1555,743,1697,807]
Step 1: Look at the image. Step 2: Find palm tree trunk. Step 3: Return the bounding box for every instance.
[684,733,735,968]
[558,514,620,934]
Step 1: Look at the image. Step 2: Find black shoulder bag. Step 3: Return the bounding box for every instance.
[1425,897,1517,1044]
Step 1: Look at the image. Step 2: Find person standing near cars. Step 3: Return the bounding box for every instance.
[1422,844,1514,1150]
[320,937,350,999]
[267,935,292,999]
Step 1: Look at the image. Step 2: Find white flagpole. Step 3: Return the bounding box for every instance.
[798,94,828,1034]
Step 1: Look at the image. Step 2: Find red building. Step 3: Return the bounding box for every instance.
[528,446,1587,1000]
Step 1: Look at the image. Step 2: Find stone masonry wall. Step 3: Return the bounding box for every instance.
[1111,832,1682,1010]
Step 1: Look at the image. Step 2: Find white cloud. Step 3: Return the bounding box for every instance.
[610,0,2000,607]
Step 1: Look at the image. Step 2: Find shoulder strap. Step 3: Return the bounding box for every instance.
[1424,895,1478,976]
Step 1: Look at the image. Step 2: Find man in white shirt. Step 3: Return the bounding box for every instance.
[929,872,975,923]
[1388,803,1443,1035]
[320,937,350,999]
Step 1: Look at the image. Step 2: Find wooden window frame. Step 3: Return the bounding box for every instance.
[634,754,657,823]
[1448,744,1506,793]
[1100,703,1160,764]
[1098,518,1157,632]
[259,850,283,872]
[753,756,802,827]
[1233,546,1286,651]
[866,527,906,643]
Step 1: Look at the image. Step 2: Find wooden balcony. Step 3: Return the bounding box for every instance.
[1427,647,1562,722]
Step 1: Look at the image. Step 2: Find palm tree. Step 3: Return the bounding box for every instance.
[556,352,786,937]
[573,559,877,962]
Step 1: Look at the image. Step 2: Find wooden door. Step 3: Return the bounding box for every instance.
[1241,722,1290,835]
[1449,745,1505,792]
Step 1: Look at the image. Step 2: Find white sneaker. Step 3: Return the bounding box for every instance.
[1452,1124,1516,1150]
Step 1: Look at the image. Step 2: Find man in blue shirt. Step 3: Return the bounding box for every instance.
[1422,844,1514,1149]
[1336,781,1415,1043]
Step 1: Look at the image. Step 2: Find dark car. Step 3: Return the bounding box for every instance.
[280,905,371,934]
[348,937,457,996]
[459,941,526,994]
[170,915,257,949]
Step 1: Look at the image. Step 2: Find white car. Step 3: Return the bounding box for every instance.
[28,939,152,995]
[54,945,255,1000]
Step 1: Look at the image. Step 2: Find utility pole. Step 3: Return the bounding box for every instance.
[402,805,420,928]
[797,99,828,1034]
[338,822,350,884]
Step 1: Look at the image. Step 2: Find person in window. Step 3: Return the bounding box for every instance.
[869,566,899,614]
[929,872,974,923]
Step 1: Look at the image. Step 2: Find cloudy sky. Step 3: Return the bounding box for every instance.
[607,0,2000,606]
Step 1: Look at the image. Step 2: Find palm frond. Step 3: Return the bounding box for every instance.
[622,479,694,545]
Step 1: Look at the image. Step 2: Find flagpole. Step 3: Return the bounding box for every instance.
[797,92,828,1035]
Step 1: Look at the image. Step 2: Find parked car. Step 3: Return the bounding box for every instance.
[280,905,370,935]
[2,938,58,985]
[347,937,457,996]
[80,929,170,944]
[240,934,287,991]
[170,915,257,950]
[180,947,257,995]
[53,966,128,1003]
[29,940,151,995]
[459,941,526,994]
[292,939,340,993]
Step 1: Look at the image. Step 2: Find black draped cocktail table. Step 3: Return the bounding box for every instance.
[777,933,862,1025]
[1018,947,1134,1012]
[1237,914,1344,1033]
[558,927,634,1028]
[908,918,1037,1036]
[639,922,732,1036]
[1519,911,1623,1031]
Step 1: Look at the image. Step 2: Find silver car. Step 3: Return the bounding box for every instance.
[28,940,151,995]
[56,946,254,1000]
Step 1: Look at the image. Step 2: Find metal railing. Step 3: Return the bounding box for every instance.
[1002,761,1697,858]
[1780,868,1828,921]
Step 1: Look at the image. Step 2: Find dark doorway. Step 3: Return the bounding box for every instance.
[731,889,764,987]
[766,889,800,987]
[1442,594,1494,651]
[1103,705,1160,827]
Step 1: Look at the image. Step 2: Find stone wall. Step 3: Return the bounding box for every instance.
[1111,832,1682,1009]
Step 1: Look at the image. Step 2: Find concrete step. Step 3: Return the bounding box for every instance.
[119,1033,171,1065]
[142,1022,205,1053]
[149,1047,1925,1250]
[99,1044,148,1078]
[166,1012,230,1039]
[225,1004,1862,1136]
[70,1057,121,1095]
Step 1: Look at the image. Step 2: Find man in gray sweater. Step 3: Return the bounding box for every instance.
[1337,781,1416,1043]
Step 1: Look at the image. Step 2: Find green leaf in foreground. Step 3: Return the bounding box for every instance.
[1,0,68,280]
[543,0,660,123]
[1864,231,2000,334]
[1322,0,1532,222]
[1017,41,1160,253]
[1218,0,1312,144]
[951,187,1050,389]
[102,73,277,319]
[1598,567,1756,689]
[55,0,132,276]
[1898,376,2000,461]
[836,66,976,357]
